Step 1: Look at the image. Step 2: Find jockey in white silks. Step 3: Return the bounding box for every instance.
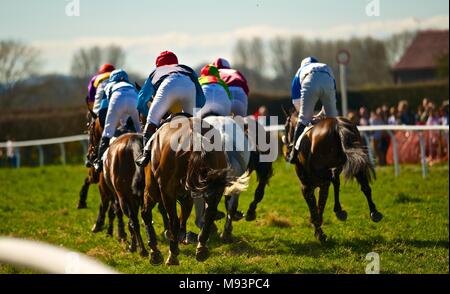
[213,58,250,117]
[93,69,141,172]
[287,56,338,164]
[197,64,232,117]
[135,51,206,167]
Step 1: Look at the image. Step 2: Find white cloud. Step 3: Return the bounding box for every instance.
[32,15,449,75]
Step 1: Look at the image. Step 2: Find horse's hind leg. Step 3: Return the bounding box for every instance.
[142,197,163,265]
[158,203,169,238]
[355,172,383,222]
[196,194,221,262]
[246,161,273,221]
[318,183,330,228]
[106,202,115,237]
[179,196,194,245]
[92,192,109,233]
[302,185,326,243]
[332,169,347,221]
[127,203,148,257]
[160,191,180,265]
[221,195,237,243]
[77,176,90,209]
[115,200,127,241]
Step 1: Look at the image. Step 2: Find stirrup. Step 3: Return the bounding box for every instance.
[135,152,150,167]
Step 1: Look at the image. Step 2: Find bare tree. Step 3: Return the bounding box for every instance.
[0,40,40,88]
[70,45,126,78]
[384,31,417,66]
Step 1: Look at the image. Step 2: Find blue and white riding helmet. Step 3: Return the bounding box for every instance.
[109,69,129,83]
[300,56,319,68]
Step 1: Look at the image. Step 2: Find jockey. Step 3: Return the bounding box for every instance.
[93,69,141,172]
[87,63,116,115]
[198,64,232,117]
[287,56,338,164]
[213,58,249,117]
[135,51,206,167]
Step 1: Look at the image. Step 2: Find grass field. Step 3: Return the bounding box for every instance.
[0,160,448,274]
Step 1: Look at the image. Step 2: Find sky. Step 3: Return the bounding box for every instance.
[0,0,448,76]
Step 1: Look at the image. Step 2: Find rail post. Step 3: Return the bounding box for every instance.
[387,130,399,177]
[418,132,428,178]
[59,143,66,165]
[37,145,44,167]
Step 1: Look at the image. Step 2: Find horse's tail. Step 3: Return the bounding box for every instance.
[335,117,375,182]
[185,135,249,197]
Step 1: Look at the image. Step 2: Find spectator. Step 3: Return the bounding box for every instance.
[370,108,388,165]
[440,101,449,126]
[359,107,369,126]
[397,100,416,125]
[5,137,18,168]
[388,106,398,125]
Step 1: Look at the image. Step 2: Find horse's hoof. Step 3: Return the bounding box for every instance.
[315,229,327,243]
[150,251,164,265]
[77,202,87,209]
[183,231,198,245]
[245,210,256,221]
[196,246,210,262]
[232,211,244,222]
[220,231,233,244]
[128,244,137,253]
[118,231,127,242]
[106,227,113,237]
[370,211,383,223]
[165,254,180,266]
[139,249,149,257]
[335,210,348,221]
[91,223,103,233]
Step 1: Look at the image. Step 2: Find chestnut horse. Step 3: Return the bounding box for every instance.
[142,116,247,265]
[282,110,383,242]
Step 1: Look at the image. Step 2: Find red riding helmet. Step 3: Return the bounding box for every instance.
[156,51,179,67]
[98,63,116,74]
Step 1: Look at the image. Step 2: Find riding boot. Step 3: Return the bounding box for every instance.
[93,137,110,173]
[287,122,306,164]
[135,123,157,167]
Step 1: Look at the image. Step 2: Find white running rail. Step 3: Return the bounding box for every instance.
[0,125,448,177]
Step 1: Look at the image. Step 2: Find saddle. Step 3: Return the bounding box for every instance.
[294,114,327,150]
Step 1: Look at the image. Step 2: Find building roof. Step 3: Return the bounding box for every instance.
[392,30,449,71]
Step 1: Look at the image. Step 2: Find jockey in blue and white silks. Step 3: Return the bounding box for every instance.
[93,69,141,172]
[287,57,338,163]
[135,51,206,167]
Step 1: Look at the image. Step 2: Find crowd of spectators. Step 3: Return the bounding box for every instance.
[347,98,449,165]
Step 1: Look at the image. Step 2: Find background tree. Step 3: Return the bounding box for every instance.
[0,40,40,88]
[70,45,126,78]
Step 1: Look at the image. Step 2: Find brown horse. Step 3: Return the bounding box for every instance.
[142,116,246,265]
[282,109,383,242]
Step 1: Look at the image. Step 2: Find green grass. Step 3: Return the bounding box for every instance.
[0,161,448,274]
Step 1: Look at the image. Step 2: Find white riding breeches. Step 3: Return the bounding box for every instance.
[146,73,196,126]
[199,83,232,117]
[229,86,248,117]
[103,87,141,138]
[293,71,337,125]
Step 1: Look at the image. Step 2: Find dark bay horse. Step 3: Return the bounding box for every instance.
[142,116,247,265]
[283,110,383,242]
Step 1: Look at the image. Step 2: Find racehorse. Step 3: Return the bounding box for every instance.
[201,116,273,243]
[282,109,383,242]
[142,115,248,265]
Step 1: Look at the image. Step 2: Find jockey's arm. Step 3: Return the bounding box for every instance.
[137,77,154,118]
[291,73,301,112]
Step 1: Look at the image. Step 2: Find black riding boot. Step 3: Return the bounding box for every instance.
[287,122,306,164]
[93,137,110,173]
[135,123,157,167]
